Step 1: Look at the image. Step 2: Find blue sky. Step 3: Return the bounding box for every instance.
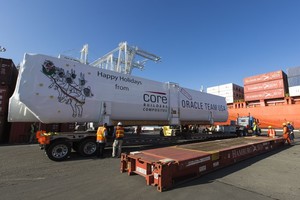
[1,0,300,90]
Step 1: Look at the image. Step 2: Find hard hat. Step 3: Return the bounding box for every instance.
[287,122,290,124]
[282,123,286,126]
[253,122,256,124]
[268,126,272,128]
[117,122,122,126]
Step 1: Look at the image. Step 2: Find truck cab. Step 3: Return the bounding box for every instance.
[237,116,259,135]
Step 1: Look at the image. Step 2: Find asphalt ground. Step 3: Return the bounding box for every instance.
[0,132,299,200]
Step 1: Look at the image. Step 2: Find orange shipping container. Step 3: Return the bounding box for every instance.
[244,79,285,93]
[244,88,285,101]
[244,70,285,86]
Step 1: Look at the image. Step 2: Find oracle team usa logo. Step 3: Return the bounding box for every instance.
[41,60,93,118]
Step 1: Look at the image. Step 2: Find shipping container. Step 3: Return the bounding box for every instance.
[244,79,285,93]
[287,66,300,77]
[218,83,244,92]
[9,122,32,143]
[207,83,244,103]
[0,115,10,143]
[121,137,285,192]
[244,70,286,86]
[0,86,10,115]
[0,57,18,88]
[244,88,286,101]
[288,76,300,87]
[37,123,60,132]
[289,86,300,97]
[60,123,75,132]
[206,86,219,93]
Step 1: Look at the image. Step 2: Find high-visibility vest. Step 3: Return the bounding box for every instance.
[253,124,257,131]
[268,129,276,137]
[96,127,106,142]
[283,126,289,134]
[115,127,124,139]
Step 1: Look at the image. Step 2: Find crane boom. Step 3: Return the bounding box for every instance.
[89,42,161,74]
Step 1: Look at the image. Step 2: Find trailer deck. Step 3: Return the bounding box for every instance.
[120,136,286,192]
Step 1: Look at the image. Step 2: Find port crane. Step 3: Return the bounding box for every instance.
[69,41,161,75]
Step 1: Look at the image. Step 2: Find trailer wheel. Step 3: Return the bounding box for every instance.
[46,140,71,161]
[78,138,97,157]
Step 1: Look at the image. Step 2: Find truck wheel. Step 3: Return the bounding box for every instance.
[46,140,71,161]
[78,139,97,157]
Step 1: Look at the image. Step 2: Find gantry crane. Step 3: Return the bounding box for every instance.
[59,42,160,75]
[87,41,161,74]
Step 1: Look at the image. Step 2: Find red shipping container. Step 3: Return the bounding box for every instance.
[0,58,18,88]
[0,115,9,143]
[45,123,60,132]
[0,86,10,115]
[9,122,32,144]
[244,88,285,101]
[60,123,75,132]
[244,70,285,86]
[244,79,285,93]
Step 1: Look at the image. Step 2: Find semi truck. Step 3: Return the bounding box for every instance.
[8,44,229,161]
[215,115,259,136]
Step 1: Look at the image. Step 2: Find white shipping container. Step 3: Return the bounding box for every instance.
[225,96,234,104]
[289,86,300,97]
[207,86,219,93]
[219,83,234,91]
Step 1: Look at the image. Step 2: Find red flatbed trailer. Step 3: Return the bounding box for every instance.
[120,137,286,192]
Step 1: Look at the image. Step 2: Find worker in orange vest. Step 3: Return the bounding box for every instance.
[267,126,276,138]
[112,122,125,158]
[282,123,291,145]
[96,123,108,158]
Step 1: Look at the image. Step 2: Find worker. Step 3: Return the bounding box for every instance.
[112,122,125,158]
[96,123,108,158]
[252,122,258,136]
[267,126,276,138]
[287,122,295,143]
[282,123,291,145]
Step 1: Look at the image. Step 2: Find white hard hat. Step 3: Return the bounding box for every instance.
[117,122,122,126]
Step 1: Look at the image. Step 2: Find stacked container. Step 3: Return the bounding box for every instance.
[243,70,288,102]
[207,83,244,104]
[0,57,18,143]
[287,66,300,97]
[9,122,76,144]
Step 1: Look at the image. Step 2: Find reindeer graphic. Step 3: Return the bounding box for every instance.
[41,60,93,118]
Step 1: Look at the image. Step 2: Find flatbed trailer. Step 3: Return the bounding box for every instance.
[120,136,286,192]
[37,130,237,161]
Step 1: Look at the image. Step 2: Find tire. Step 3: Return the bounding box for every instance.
[78,138,97,157]
[45,140,71,161]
